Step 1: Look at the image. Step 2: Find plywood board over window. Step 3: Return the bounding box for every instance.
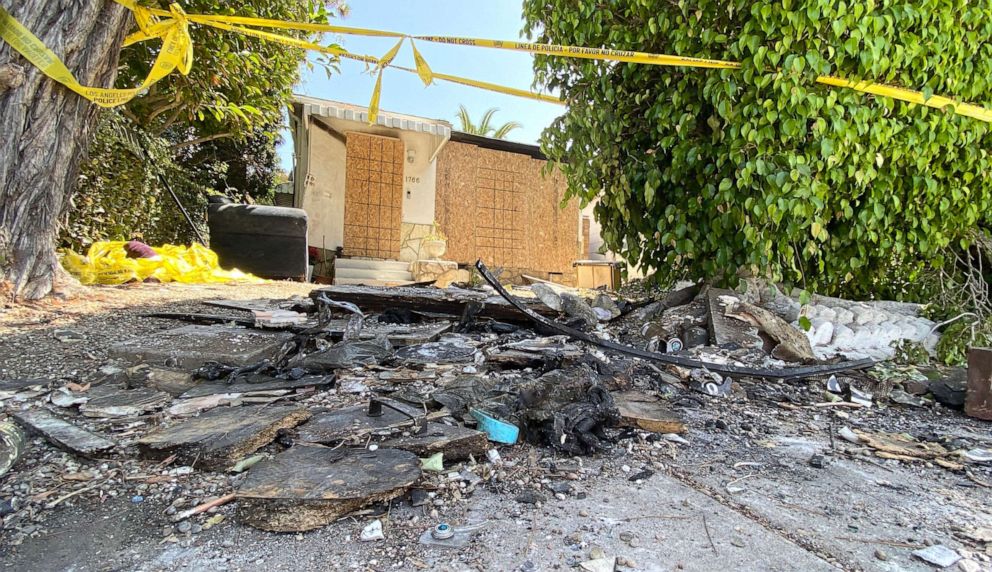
[435,141,580,282]
[344,132,403,258]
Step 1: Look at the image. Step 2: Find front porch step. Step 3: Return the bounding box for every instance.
[335,267,414,282]
[335,258,412,272]
[332,277,417,287]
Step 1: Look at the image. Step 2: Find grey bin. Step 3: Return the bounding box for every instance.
[207,203,308,280]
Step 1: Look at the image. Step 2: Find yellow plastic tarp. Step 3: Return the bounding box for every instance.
[61,241,262,285]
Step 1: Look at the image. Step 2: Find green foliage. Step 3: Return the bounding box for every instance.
[891,339,930,365]
[123,0,344,142]
[178,125,282,203]
[934,318,992,365]
[522,0,992,297]
[455,105,522,139]
[61,111,209,251]
[64,1,347,247]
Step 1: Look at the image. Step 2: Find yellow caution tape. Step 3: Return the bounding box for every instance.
[2,1,990,124]
[61,241,262,286]
[0,4,192,107]
[410,40,434,86]
[390,64,562,105]
[815,76,992,123]
[414,35,740,70]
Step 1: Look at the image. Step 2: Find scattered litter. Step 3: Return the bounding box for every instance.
[52,329,86,343]
[420,452,444,472]
[0,256,981,561]
[848,387,874,408]
[689,369,732,397]
[470,409,519,445]
[360,519,384,542]
[0,422,26,478]
[837,427,861,444]
[418,522,486,549]
[615,391,685,434]
[230,453,268,473]
[911,545,962,568]
[961,448,992,464]
[63,241,261,285]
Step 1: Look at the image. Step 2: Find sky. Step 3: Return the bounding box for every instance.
[277,0,564,171]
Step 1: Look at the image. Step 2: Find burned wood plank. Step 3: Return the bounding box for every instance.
[297,399,424,444]
[79,388,172,418]
[236,446,421,532]
[486,349,548,370]
[393,340,479,365]
[475,260,874,380]
[180,374,333,398]
[12,409,116,457]
[141,312,254,327]
[110,324,294,369]
[626,283,701,321]
[137,404,310,471]
[614,391,686,434]
[706,289,763,350]
[322,319,452,346]
[127,366,201,396]
[0,378,51,393]
[380,423,488,461]
[966,347,992,420]
[0,422,26,478]
[309,284,555,324]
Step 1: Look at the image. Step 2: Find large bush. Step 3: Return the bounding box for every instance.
[523,0,992,298]
[60,1,348,251]
[60,112,209,252]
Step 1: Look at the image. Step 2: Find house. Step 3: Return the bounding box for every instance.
[287,95,594,286]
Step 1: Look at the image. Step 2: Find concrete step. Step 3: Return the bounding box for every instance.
[332,277,417,287]
[335,267,414,282]
[335,258,411,272]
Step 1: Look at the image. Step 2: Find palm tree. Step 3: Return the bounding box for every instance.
[455,105,522,139]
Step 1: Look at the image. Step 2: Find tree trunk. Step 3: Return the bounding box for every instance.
[0,0,130,299]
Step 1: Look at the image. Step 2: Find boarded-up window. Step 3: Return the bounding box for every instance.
[435,141,580,281]
[343,132,403,258]
[476,165,524,267]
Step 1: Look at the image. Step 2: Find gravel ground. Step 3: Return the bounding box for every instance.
[1,281,992,571]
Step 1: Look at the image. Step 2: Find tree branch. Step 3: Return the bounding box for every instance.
[171,132,235,151]
[153,107,185,135]
[146,101,183,126]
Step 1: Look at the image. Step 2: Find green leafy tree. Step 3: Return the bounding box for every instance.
[120,0,344,150]
[522,0,992,299]
[62,111,209,252]
[64,1,348,251]
[455,105,522,139]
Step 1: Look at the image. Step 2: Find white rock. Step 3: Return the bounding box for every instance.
[959,559,981,572]
[579,558,617,572]
[833,308,855,325]
[810,320,834,346]
[831,325,856,351]
[360,519,384,542]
